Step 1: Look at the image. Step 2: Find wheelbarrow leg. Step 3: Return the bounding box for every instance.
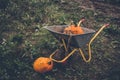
[79,24,109,62]
[49,48,77,63]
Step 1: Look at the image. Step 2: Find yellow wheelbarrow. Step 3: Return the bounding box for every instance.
[33,19,109,73]
[44,22,109,63]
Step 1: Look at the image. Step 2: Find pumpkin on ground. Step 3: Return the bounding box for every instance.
[33,57,53,73]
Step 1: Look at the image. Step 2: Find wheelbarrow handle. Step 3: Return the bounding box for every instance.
[89,23,110,44]
[77,19,85,27]
[78,23,110,63]
[104,23,110,27]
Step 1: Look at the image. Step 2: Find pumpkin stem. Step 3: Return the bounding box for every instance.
[48,61,52,65]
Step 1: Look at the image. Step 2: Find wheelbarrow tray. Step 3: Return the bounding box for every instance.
[44,25,95,48]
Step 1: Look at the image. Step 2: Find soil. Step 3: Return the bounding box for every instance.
[74,0,120,24]
[34,1,120,80]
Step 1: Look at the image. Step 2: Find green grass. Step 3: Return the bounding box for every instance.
[0,0,120,80]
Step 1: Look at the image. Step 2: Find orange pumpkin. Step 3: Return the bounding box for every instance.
[75,26,84,34]
[64,19,84,35]
[33,57,53,73]
[64,25,84,34]
[64,25,76,34]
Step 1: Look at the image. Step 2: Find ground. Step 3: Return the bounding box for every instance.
[32,1,120,80]
[0,0,120,80]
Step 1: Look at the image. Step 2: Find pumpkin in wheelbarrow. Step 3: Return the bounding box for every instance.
[33,57,53,73]
[64,19,85,34]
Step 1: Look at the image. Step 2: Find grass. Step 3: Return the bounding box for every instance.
[0,0,120,80]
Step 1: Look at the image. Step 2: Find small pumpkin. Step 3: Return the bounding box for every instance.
[33,57,53,73]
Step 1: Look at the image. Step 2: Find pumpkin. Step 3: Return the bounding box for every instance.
[33,57,53,73]
[64,24,76,34]
[75,26,84,34]
[64,19,84,34]
[64,25,84,34]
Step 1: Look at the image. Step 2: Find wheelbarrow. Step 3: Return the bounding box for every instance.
[44,21,109,63]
